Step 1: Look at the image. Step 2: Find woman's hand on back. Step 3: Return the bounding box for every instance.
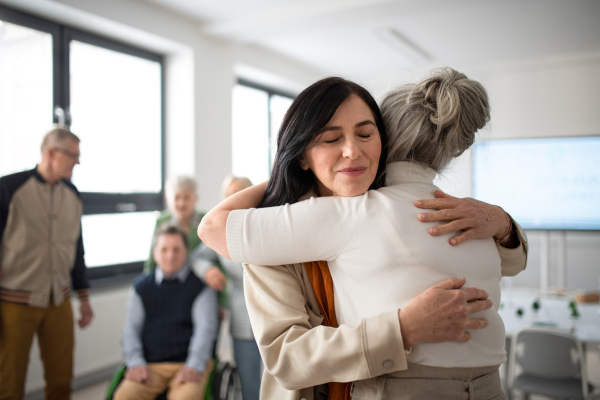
[398,277,491,349]
[415,190,513,246]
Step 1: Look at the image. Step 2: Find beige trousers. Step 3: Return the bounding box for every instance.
[351,363,507,400]
[0,300,74,400]
[114,359,213,400]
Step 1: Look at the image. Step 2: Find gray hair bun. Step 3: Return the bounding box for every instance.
[408,67,490,156]
[383,67,490,171]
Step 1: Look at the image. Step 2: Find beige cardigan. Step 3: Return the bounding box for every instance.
[243,223,528,400]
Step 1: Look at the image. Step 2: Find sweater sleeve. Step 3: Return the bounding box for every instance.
[0,181,9,248]
[186,287,219,372]
[226,195,364,266]
[70,227,90,291]
[497,218,529,277]
[243,263,407,390]
[121,287,147,368]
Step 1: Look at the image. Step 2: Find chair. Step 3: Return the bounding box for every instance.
[507,327,599,400]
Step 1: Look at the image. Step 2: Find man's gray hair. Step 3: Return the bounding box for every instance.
[152,222,189,250]
[381,67,490,172]
[166,176,198,197]
[41,124,80,153]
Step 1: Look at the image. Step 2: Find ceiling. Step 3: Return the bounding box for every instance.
[145,0,600,85]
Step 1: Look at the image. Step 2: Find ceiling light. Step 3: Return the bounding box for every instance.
[374,28,432,63]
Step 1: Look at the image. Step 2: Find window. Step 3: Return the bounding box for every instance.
[0,5,164,284]
[232,79,294,184]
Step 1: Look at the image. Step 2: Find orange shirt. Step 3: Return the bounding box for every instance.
[304,261,352,400]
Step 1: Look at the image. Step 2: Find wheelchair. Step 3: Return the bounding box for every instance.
[105,359,241,400]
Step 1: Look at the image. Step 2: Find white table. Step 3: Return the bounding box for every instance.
[499,287,600,345]
[499,287,600,394]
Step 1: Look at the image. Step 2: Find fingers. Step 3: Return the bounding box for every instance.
[209,276,226,291]
[432,277,466,290]
[414,190,456,209]
[461,287,489,302]
[463,318,489,331]
[466,298,493,315]
[447,230,475,246]
[415,196,459,211]
[456,331,472,342]
[427,219,466,236]
[434,190,456,199]
[418,207,462,222]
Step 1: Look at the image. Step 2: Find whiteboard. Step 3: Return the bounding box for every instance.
[473,137,600,230]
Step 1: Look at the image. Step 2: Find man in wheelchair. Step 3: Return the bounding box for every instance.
[113,223,219,400]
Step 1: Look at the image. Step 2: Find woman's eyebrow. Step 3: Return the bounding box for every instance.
[355,120,376,128]
[321,120,375,132]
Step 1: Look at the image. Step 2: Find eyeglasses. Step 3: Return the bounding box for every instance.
[54,147,81,162]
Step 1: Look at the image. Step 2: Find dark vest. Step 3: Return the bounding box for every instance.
[134,269,206,363]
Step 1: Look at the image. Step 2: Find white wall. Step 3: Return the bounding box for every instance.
[477,57,600,291]
[0,0,325,393]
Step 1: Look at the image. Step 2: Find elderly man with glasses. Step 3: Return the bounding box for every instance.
[0,124,93,400]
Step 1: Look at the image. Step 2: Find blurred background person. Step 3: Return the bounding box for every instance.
[115,223,218,400]
[144,176,205,273]
[0,124,93,400]
[144,175,229,314]
[192,175,261,400]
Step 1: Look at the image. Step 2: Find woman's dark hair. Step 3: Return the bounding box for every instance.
[259,77,389,208]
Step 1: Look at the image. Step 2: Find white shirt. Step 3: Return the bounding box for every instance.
[227,161,506,368]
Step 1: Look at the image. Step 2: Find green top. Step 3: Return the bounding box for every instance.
[143,209,229,307]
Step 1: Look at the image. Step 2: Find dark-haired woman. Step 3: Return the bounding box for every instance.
[200,73,527,400]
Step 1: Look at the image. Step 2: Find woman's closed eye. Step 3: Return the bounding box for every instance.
[357,131,376,140]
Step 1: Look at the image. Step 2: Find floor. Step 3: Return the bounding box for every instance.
[73,380,110,400]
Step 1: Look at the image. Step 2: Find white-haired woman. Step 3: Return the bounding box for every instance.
[192,175,262,400]
[144,176,205,273]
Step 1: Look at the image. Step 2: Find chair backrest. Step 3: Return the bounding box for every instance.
[512,327,585,379]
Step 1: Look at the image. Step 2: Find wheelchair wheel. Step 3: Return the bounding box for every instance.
[211,361,242,400]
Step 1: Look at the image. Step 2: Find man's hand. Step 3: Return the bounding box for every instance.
[78,299,94,328]
[398,277,492,349]
[415,190,510,246]
[205,267,227,291]
[125,366,152,385]
[174,367,202,385]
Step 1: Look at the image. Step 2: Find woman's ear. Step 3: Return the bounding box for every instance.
[299,155,309,171]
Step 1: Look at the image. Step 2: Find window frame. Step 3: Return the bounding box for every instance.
[236,78,296,172]
[1,5,166,287]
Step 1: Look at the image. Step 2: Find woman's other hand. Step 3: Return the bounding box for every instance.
[415,190,513,246]
[205,266,227,291]
[398,278,491,349]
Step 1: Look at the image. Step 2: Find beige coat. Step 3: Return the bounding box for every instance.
[243,221,527,400]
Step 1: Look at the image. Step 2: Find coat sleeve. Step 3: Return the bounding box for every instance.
[497,217,529,277]
[243,262,408,391]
